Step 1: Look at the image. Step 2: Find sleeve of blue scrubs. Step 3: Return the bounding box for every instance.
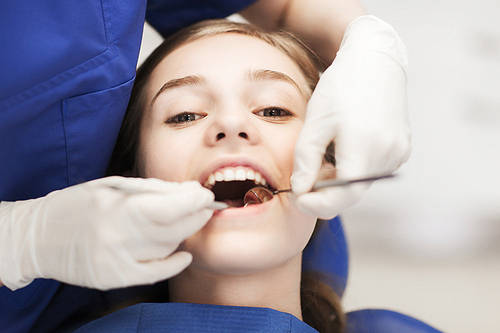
[146,0,256,37]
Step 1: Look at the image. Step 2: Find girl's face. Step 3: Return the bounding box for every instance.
[138,33,317,275]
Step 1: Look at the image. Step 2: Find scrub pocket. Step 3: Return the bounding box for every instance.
[61,76,135,186]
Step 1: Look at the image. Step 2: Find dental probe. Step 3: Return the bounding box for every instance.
[107,185,229,210]
[274,172,397,194]
[219,172,395,210]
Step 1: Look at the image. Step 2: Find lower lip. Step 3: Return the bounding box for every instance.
[212,195,276,219]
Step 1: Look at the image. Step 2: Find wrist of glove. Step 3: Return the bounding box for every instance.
[0,199,43,289]
[0,177,215,291]
[291,15,410,219]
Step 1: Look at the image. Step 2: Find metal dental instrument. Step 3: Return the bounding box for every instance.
[108,173,395,211]
[243,172,397,206]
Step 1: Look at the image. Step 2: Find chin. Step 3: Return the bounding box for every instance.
[181,199,316,276]
[186,231,296,275]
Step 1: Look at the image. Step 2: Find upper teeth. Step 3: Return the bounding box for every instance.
[204,167,267,188]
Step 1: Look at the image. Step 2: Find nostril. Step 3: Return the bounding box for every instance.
[239,132,248,139]
[216,133,225,140]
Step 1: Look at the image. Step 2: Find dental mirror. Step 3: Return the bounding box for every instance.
[242,172,396,207]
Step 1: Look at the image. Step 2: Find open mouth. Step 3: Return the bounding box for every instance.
[203,167,277,208]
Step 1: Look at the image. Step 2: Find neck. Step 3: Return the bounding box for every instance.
[168,253,303,320]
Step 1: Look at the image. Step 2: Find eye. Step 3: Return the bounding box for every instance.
[255,107,293,118]
[166,112,205,124]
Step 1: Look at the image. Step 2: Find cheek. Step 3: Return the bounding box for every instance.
[265,123,302,179]
[271,123,315,253]
[139,129,197,181]
[282,202,317,252]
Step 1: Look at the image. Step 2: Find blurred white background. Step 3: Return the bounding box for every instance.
[341,1,500,332]
[139,1,500,332]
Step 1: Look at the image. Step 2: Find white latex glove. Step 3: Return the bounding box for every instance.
[291,15,410,219]
[0,176,215,291]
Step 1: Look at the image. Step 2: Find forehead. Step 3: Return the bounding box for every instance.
[147,33,310,98]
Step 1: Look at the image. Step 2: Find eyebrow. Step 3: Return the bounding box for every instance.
[151,69,306,106]
[151,75,205,105]
[247,69,306,97]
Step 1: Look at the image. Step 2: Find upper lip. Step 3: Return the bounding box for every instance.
[199,156,278,191]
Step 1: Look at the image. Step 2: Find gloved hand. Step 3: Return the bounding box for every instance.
[0,176,215,291]
[291,15,410,219]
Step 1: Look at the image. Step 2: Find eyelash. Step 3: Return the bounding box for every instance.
[165,112,206,125]
[165,107,293,125]
[255,107,293,119]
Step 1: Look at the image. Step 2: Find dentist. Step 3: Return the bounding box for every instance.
[0,0,409,331]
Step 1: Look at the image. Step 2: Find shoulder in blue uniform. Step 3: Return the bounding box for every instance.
[146,0,256,37]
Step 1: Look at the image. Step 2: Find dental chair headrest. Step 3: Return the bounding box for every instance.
[302,216,348,297]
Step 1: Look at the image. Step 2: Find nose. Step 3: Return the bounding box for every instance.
[204,110,260,148]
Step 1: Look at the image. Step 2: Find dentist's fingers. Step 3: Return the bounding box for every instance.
[96,176,182,193]
[294,150,371,218]
[291,109,338,195]
[156,209,214,242]
[102,251,194,289]
[137,251,193,283]
[293,183,368,219]
[134,209,214,248]
[129,183,215,223]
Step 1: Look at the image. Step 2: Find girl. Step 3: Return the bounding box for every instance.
[105,19,341,333]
